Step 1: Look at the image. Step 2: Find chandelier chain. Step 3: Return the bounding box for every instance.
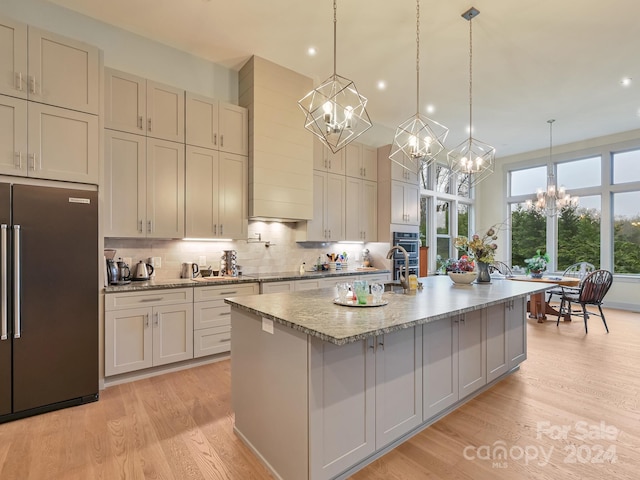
[548,118,554,163]
[416,0,420,112]
[468,16,473,139]
[333,0,337,75]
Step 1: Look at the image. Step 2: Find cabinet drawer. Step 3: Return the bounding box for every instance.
[194,326,232,358]
[194,299,230,330]
[105,288,193,311]
[193,282,258,301]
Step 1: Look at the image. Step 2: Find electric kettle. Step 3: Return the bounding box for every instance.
[132,261,154,281]
[106,259,119,285]
[181,262,199,279]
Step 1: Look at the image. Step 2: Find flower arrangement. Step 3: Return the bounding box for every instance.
[524,249,550,274]
[455,225,499,264]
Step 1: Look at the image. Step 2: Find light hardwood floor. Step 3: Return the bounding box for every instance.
[0,307,638,479]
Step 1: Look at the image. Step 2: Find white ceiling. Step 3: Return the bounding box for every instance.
[48,0,640,158]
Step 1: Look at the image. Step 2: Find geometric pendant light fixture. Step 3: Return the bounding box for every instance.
[526,119,579,216]
[389,0,449,173]
[447,7,495,187]
[298,0,372,154]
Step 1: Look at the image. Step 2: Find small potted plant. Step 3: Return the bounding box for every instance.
[524,249,550,278]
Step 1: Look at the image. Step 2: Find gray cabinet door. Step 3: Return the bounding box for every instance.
[309,338,375,480]
[487,303,508,382]
[458,309,487,398]
[507,297,527,368]
[423,317,459,420]
[375,327,422,448]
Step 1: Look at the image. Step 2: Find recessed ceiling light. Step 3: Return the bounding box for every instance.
[425,104,435,114]
[307,47,317,56]
[377,80,387,90]
[621,77,632,87]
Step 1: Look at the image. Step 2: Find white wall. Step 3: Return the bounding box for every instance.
[476,128,640,312]
[1,0,238,101]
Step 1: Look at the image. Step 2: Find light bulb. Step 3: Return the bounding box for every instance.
[323,101,333,125]
[344,105,353,128]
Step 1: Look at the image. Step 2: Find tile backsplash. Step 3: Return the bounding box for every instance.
[105,221,392,280]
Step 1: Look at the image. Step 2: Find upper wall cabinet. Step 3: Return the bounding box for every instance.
[0,17,99,115]
[345,142,377,181]
[185,92,248,156]
[105,67,185,143]
[313,137,345,175]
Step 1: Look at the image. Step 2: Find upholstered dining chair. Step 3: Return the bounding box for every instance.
[556,269,613,333]
[489,261,513,277]
[547,261,596,304]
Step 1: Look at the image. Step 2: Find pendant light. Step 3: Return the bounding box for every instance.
[447,7,495,187]
[526,119,579,216]
[298,0,372,154]
[389,0,449,173]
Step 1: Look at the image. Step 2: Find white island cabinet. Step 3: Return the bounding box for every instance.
[227,276,548,480]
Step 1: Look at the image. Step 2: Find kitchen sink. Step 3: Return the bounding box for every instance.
[383,282,406,294]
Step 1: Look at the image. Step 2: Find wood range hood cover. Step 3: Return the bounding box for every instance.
[239,56,314,222]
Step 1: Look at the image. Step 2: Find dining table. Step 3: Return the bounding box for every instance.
[508,275,581,322]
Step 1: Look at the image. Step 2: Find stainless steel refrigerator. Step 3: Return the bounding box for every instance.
[0,183,98,422]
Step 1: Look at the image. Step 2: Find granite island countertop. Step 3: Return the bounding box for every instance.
[103,268,390,293]
[225,275,550,345]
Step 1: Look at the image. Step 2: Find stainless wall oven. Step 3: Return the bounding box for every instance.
[392,232,420,280]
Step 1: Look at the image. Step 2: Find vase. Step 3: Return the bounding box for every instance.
[530,271,543,279]
[476,261,491,283]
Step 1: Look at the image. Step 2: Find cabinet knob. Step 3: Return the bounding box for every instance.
[138,116,144,130]
[214,133,217,146]
[220,135,224,147]
[147,118,152,132]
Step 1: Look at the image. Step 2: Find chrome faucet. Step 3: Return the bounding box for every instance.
[386,245,410,292]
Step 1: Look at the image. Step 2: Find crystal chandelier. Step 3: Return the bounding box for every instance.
[447,7,495,187]
[526,119,578,216]
[389,0,449,173]
[298,0,372,154]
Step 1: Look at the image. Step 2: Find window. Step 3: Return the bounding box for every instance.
[510,166,547,196]
[613,150,640,184]
[456,174,470,198]
[557,156,601,189]
[510,203,546,269]
[436,200,451,268]
[557,196,601,270]
[458,203,470,239]
[435,165,451,193]
[613,191,640,274]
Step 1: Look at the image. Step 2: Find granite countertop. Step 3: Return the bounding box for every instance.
[224,276,551,345]
[103,268,390,293]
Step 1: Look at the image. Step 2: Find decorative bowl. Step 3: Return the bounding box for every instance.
[447,271,478,284]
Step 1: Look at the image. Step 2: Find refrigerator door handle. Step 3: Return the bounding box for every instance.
[13,225,20,339]
[1,224,7,340]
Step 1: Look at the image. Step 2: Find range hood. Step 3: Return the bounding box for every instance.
[239,56,313,222]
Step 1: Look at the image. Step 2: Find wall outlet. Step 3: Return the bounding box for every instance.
[198,255,207,266]
[153,256,162,268]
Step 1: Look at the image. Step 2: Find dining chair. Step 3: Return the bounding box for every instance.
[547,261,596,304]
[489,261,513,277]
[556,269,613,333]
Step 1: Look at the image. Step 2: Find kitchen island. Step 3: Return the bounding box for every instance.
[225,276,550,480]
